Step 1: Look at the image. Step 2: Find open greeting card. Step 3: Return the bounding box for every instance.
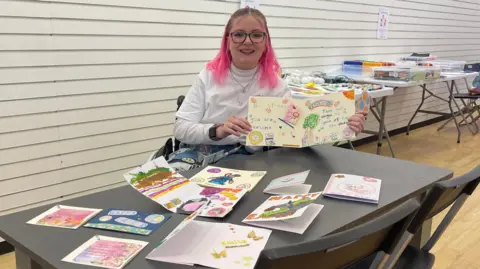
[323,174,382,204]
[124,157,248,218]
[147,206,271,269]
[84,209,170,236]
[27,205,102,229]
[62,235,148,269]
[190,166,267,192]
[246,90,356,148]
[264,170,312,195]
[242,193,324,234]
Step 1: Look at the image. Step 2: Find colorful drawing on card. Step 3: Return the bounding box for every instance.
[62,236,148,269]
[124,157,248,218]
[84,209,170,236]
[244,193,321,222]
[27,205,102,229]
[190,166,267,192]
[247,91,356,147]
[242,193,324,234]
[356,89,372,114]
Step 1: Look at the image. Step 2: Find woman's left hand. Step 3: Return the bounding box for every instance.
[347,112,367,134]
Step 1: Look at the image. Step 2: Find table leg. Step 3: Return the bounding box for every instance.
[15,249,44,269]
[371,97,395,158]
[406,84,427,135]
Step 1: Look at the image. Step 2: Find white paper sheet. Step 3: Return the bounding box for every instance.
[323,174,382,204]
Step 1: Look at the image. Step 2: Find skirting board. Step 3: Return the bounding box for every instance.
[0,238,14,255]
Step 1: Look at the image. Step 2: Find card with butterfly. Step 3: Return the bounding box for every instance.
[147,208,271,269]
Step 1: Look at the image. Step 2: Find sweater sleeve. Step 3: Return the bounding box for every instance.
[173,75,240,145]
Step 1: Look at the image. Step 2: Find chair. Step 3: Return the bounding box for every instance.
[453,93,480,133]
[148,95,185,161]
[384,165,480,269]
[256,198,421,269]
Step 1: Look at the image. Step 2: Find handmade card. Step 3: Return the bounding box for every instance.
[242,193,323,234]
[246,90,356,147]
[147,213,271,269]
[84,209,170,236]
[62,235,148,269]
[264,170,312,195]
[190,166,267,192]
[124,157,247,218]
[26,205,102,229]
[356,89,372,114]
[323,174,382,204]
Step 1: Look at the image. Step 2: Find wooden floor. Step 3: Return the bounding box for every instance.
[0,120,479,269]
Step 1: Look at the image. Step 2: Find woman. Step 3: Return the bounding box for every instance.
[171,7,365,166]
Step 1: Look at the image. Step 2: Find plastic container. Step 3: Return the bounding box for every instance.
[373,67,423,82]
[428,60,466,72]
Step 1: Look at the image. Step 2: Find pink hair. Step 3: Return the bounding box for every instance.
[206,7,280,89]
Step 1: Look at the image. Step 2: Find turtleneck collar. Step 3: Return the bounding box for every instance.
[230,63,259,78]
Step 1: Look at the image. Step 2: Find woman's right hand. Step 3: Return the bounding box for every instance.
[217,116,252,138]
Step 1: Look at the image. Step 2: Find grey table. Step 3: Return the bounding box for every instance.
[0,145,453,269]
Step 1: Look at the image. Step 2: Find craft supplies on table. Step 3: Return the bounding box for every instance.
[242,192,324,234]
[372,66,441,82]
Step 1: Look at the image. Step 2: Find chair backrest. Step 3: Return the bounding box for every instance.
[256,199,420,269]
[174,95,186,151]
[405,165,480,251]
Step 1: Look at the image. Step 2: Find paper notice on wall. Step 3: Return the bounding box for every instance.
[377,8,389,39]
[241,0,260,9]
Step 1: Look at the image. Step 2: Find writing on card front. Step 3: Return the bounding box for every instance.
[246,91,356,147]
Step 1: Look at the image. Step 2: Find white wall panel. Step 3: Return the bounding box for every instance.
[0,0,478,215]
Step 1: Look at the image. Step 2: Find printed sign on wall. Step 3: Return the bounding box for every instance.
[241,0,260,9]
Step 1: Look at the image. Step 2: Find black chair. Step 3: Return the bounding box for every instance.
[384,165,480,269]
[454,93,479,133]
[256,198,421,269]
[150,95,185,160]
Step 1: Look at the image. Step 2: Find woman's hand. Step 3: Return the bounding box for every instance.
[217,116,252,138]
[347,112,367,134]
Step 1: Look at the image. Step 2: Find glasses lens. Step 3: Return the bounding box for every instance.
[250,32,265,43]
[231,32,247,43]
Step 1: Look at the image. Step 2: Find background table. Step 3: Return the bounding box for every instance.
[0,145,453,269]
[356,72,479,144]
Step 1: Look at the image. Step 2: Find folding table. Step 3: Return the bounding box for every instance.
[357,72,479,144]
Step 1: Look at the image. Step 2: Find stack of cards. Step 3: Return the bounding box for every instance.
[242,193,324,234]
[323,174,382,204]
[263,170,311,195]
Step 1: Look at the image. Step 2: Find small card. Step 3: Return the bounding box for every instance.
[264,170,312,195]
[62,235,148,269]
[356,89,372,114]
[190,166,267,192]
[323,174,382,204]
[84,209,170,236]
[242,193,323,234]
[27,205,102,229]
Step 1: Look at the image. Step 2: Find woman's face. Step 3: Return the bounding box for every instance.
[228,15,266,70]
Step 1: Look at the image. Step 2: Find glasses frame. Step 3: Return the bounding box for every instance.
[229,31,267,44]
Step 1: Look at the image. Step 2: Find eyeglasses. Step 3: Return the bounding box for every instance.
[230,31,266,44]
